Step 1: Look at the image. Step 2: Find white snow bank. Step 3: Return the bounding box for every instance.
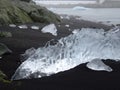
[12,27,120,80]
[41,24,57,36]
[86,59,113,72]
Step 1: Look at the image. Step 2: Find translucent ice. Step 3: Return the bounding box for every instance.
[72,29,80,34]
[41,24,57,36]
[65,25,70,27]
[12,27,120,80]
[21,47,36,62]
[86,59,113,72]
[31,26,39,30]
[18,25,28,29]
[9,24,16,28]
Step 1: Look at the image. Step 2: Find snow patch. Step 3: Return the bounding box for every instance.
[41,24,57,36]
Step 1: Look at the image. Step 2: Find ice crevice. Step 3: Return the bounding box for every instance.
[11,27,120,80]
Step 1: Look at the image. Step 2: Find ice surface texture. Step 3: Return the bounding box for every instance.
[12,27,120,80]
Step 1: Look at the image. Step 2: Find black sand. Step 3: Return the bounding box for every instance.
[0,17,120,90]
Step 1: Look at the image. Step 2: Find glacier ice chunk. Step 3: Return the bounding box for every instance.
[86,59,113,72]
[12,27,120,80]
[65,24,70,27]
[9,24,16,28]
[72,29,80,34]
[31,26,39,30]
[41,24,57,36]
[18,25,28,29]
[60,16,64,19]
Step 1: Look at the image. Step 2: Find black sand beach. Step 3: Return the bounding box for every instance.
[0,16,120,90]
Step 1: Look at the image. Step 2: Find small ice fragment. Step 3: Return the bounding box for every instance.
[9,24,16,28]
[38,75,41,78]
[60,16,64,19]
[86,59,113,72]
[18,25,28,29]
[72,29,80,34]
[65,25,70,27]
[31,26,39,30]
[41,24,57,36]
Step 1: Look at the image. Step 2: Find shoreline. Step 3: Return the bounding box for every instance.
[0,17,119,90]
[0,16,112,78]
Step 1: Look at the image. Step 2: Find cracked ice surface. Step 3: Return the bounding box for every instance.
[12,27,120,80]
